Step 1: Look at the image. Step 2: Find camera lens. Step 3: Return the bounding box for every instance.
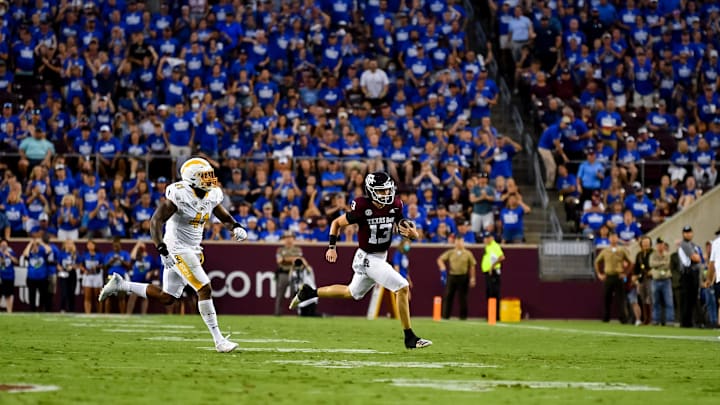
[294,258,303,266]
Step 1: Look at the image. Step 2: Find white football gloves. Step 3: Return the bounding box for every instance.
[157,243,176,269]
[232,224,248,241]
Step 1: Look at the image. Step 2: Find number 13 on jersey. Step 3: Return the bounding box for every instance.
[368,223,392,244]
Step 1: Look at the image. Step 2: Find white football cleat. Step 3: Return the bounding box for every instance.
[405,336,433,349]
[415,338,433,348]
[98,273,124,302]
[215,335,239,353]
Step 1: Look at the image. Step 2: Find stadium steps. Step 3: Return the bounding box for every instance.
[518,185,546,244]
[490,104,545,244]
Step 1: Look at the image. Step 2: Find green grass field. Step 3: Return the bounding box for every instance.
[1,314,719,404]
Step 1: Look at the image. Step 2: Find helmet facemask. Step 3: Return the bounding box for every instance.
[197,169,218,191]
[366,174,396,206]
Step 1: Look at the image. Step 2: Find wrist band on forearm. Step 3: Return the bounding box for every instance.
[329,235,338,249]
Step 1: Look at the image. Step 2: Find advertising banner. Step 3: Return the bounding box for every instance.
[6,241,604,318]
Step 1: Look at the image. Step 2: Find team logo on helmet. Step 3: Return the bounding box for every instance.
[365,172,395,205]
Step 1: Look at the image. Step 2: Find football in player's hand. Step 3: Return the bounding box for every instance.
[398,219,415,230]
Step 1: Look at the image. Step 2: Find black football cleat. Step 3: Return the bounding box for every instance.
[289,284,318,310]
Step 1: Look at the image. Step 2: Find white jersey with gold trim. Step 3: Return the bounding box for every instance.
[164,181,223,252]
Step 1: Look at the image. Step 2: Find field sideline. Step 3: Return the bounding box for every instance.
[1,314,718,405]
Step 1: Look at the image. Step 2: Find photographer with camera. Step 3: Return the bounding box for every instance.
[290,257,318,317]
[275,231,303,315]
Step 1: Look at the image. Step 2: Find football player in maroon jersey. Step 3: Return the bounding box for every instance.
[290,171,432,349]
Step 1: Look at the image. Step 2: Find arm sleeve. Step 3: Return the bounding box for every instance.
[394,200,405,224]
[345,211,359,225]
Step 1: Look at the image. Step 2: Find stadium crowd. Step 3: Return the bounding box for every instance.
[490,0,720,243]
[483,0,720,328]
[0,0,535,248]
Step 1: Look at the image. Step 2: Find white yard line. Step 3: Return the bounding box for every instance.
[196,347,390,354]
[272,360,498,369]
[72,323,196,329]
[493,323,720,342]
[377,378,662,392]
[0,383,61,393]
[144,337,310,343]
[102,328,207,334]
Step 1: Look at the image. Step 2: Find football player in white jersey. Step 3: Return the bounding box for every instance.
[99,157,248,352]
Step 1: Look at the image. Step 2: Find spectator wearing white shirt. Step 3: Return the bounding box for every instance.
[507,6,535,62]
[360,59,389,108]
[704,227,720,325]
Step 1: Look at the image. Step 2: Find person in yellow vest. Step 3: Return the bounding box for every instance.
[436,236,477,320]
[481,231,505,321]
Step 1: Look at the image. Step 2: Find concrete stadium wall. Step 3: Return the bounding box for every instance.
[6,241,605,319]
[646,185,720,251]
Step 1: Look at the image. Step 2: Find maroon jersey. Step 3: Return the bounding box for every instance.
[346,196,404,253]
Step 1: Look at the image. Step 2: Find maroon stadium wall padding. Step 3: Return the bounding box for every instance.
[7,241,604,319]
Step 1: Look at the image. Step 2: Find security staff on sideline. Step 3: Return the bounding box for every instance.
[594,231,632,323]
[481,231,504,321]
[436,235,477,320]
[678,225,703,327]
[275,231,303,316]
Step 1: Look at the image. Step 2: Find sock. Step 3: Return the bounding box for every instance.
[403,328,415,340]
[198,299,224,344]
[125,282,147,298]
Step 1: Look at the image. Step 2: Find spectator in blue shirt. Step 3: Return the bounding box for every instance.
[254,69,279,108]
[617,137,641,184]
[594,225,611,248]
[625,182,655,219]
[556,164,581,224]
[131,193,155,229]
[692,138,717,188]
[5,190,28,237]
[653,175,678,208]
[320,160,345,195]
[500,193,531,243]
[490,135,522,180]
[126,241,159,315]
[311,216,331,242]
[164,102,195,173]
[577,149,606,204]
[96,125,121,175]
[696,84,720,127]
[22,238,51,311]
[0,239,18,312]
[616,210,642,244]
[57,194,80,241]
[580,201,607,237]
[636,127,660,159]
[87,188,113,239]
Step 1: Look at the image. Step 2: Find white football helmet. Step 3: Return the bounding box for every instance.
[180,157,218,191]
[365,171,395,205]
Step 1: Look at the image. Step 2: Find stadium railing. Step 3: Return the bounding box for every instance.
[538,236,595,281]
